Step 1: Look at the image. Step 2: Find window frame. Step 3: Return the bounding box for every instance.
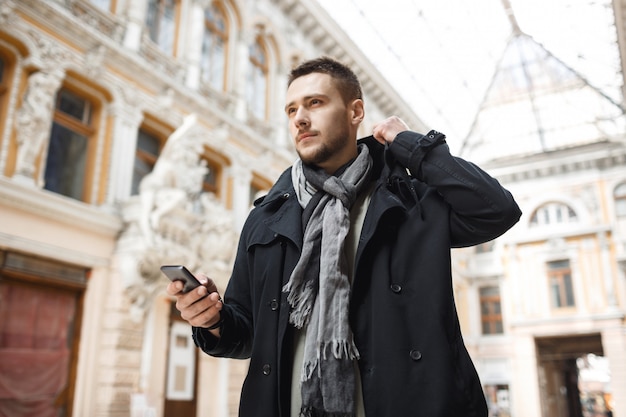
[145,0,181,56]
[249,173,272,206]
[131,121,169,196]
[200,146,230,200]
[247,36,269,120]
[530,201,578,227]
[479,285,503,335]
[614,182,626,217]
[547,259,575,309]
[45,86,99,202]
[0,47,16,166]
[201,2,229,92]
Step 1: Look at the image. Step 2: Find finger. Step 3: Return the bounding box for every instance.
[166,280,184,295]
[197,274,219,294]
[183,297,223,327]
[196,273,209,285]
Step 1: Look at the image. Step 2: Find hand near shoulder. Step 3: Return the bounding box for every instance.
[166,273,223,336]
[372,116,410,145]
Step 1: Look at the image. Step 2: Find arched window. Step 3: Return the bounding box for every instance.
[247,37,268,120]
[145,0,179,55]
[201,3,228,91]
[615,182,626,217]
[44,87,97,201]
[529,202,578,227]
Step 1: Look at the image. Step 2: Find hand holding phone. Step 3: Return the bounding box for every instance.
[160,265,203,293]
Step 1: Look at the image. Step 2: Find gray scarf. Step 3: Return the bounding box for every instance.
[285,144,373,417]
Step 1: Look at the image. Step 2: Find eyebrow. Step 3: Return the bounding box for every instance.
[284,94,329,112]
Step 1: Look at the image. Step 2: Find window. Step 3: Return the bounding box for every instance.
[247,38,268,120]
[0,49,14,140]
[530,202,577,227]
[249,175,272,206]
[615,183,626,217]
[145,0,179,55]
[201,158,221,195]
[201,3,228,91]
[131,129,162,195]
[200,148,229,198]
[44,88,95,201]
[480,286,503,335]
[548,260,575,308]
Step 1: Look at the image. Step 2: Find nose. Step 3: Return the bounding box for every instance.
[293,106,310,127]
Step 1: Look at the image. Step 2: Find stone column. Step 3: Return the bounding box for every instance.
[184,0,205,90]
[232,30,252,121]
[510,333,542,417]
[105,94,144,203]
[123,0,148,51]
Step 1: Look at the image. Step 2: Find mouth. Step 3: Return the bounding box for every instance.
[297,131,317,142]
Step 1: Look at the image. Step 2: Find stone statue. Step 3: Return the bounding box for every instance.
[14,70,64,183]
[138,114,208,243]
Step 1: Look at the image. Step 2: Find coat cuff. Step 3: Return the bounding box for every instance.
[389,130,447,174]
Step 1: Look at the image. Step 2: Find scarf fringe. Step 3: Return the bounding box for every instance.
[302,340,360,381]
[284,279,316,328]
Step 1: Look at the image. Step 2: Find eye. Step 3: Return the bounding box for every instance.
[310,98,321,106]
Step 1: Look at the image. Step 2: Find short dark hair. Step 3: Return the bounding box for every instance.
[288,56,362,104]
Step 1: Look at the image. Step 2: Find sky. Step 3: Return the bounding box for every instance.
[316,0,622,147]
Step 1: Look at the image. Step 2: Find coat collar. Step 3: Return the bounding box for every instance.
[252,135,411,252]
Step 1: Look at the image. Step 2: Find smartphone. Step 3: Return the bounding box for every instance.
[160,265,202,293]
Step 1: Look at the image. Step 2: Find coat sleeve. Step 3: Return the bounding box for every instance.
[389,130,522,247]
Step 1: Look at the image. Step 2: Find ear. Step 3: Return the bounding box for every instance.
[349,99,365,126]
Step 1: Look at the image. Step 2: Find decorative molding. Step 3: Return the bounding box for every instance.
[0,177,122,237]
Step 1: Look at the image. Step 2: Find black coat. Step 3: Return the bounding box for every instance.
[193,131,521,417]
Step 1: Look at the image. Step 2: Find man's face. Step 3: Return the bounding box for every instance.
[284,73,362,173]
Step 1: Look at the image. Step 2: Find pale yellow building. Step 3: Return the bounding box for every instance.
[452,4,626,417]
[2,0,625,417]
[0,0,424,416]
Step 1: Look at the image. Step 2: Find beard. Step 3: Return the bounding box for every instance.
[297,125,350,168]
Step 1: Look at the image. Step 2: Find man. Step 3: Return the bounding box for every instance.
[167,57,521,417]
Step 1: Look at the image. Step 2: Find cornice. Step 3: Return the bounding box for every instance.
[483,141,626,183]
[0,177,122,238]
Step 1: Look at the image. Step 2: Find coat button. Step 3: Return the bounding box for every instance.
[262,364,271,375]
[390,284,402,293]
[282,193,290,199]
[410,350,422,361]
[269,299,279,311]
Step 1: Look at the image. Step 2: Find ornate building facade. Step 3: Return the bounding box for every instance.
[453,3,626,416]
[2,0,625,417]
[0,0,425,416]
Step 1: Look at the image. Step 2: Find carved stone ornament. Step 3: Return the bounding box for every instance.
[13,69,65,184]
[0,0,16,25]
[115,116,238,320]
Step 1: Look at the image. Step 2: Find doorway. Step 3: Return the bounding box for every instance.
[163,303,198,417]
[536,334,612,417]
